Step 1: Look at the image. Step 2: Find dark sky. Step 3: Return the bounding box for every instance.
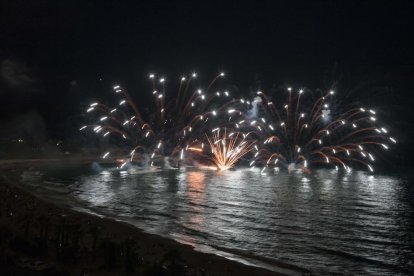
[1,0,414,161]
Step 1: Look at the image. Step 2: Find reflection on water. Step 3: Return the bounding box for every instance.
[20,166,414,275]
[185,171,206,230]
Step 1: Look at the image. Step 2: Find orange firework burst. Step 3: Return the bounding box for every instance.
[206,128,255,171]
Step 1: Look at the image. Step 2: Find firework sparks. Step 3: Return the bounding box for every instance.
[206,128,255,171]
[81,72,230,166]
[245,88,395,174]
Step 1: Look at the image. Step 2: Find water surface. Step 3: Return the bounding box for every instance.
[19,165,414,275]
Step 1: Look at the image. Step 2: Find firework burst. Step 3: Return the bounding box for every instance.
[246,87,396,174]
[206,128,255,171]
[80,72,231,167]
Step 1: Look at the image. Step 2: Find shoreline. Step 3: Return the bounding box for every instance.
[0,159,311,275]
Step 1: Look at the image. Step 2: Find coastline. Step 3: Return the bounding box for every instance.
[0,160,311,275]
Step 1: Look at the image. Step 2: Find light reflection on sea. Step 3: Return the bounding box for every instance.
[20,166,414,275]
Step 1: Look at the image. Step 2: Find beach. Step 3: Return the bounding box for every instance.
[0,160,310,275]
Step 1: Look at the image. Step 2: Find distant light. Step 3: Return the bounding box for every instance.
[160,78,165,83]
[220,72,225,76]
[192,73,197,78]
[149,74,154,78]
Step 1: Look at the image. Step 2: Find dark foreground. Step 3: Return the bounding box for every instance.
[0,161,310,276]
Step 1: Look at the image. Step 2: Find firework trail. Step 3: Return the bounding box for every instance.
[205,128,255,171]
[80,72,232,167]
[242,87,396,174]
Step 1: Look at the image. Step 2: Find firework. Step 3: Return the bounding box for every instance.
[245,88,396,174]
[80,72,231,167]
[206,128,255,171]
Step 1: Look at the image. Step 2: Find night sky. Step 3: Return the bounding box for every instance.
[1,0,414,166]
